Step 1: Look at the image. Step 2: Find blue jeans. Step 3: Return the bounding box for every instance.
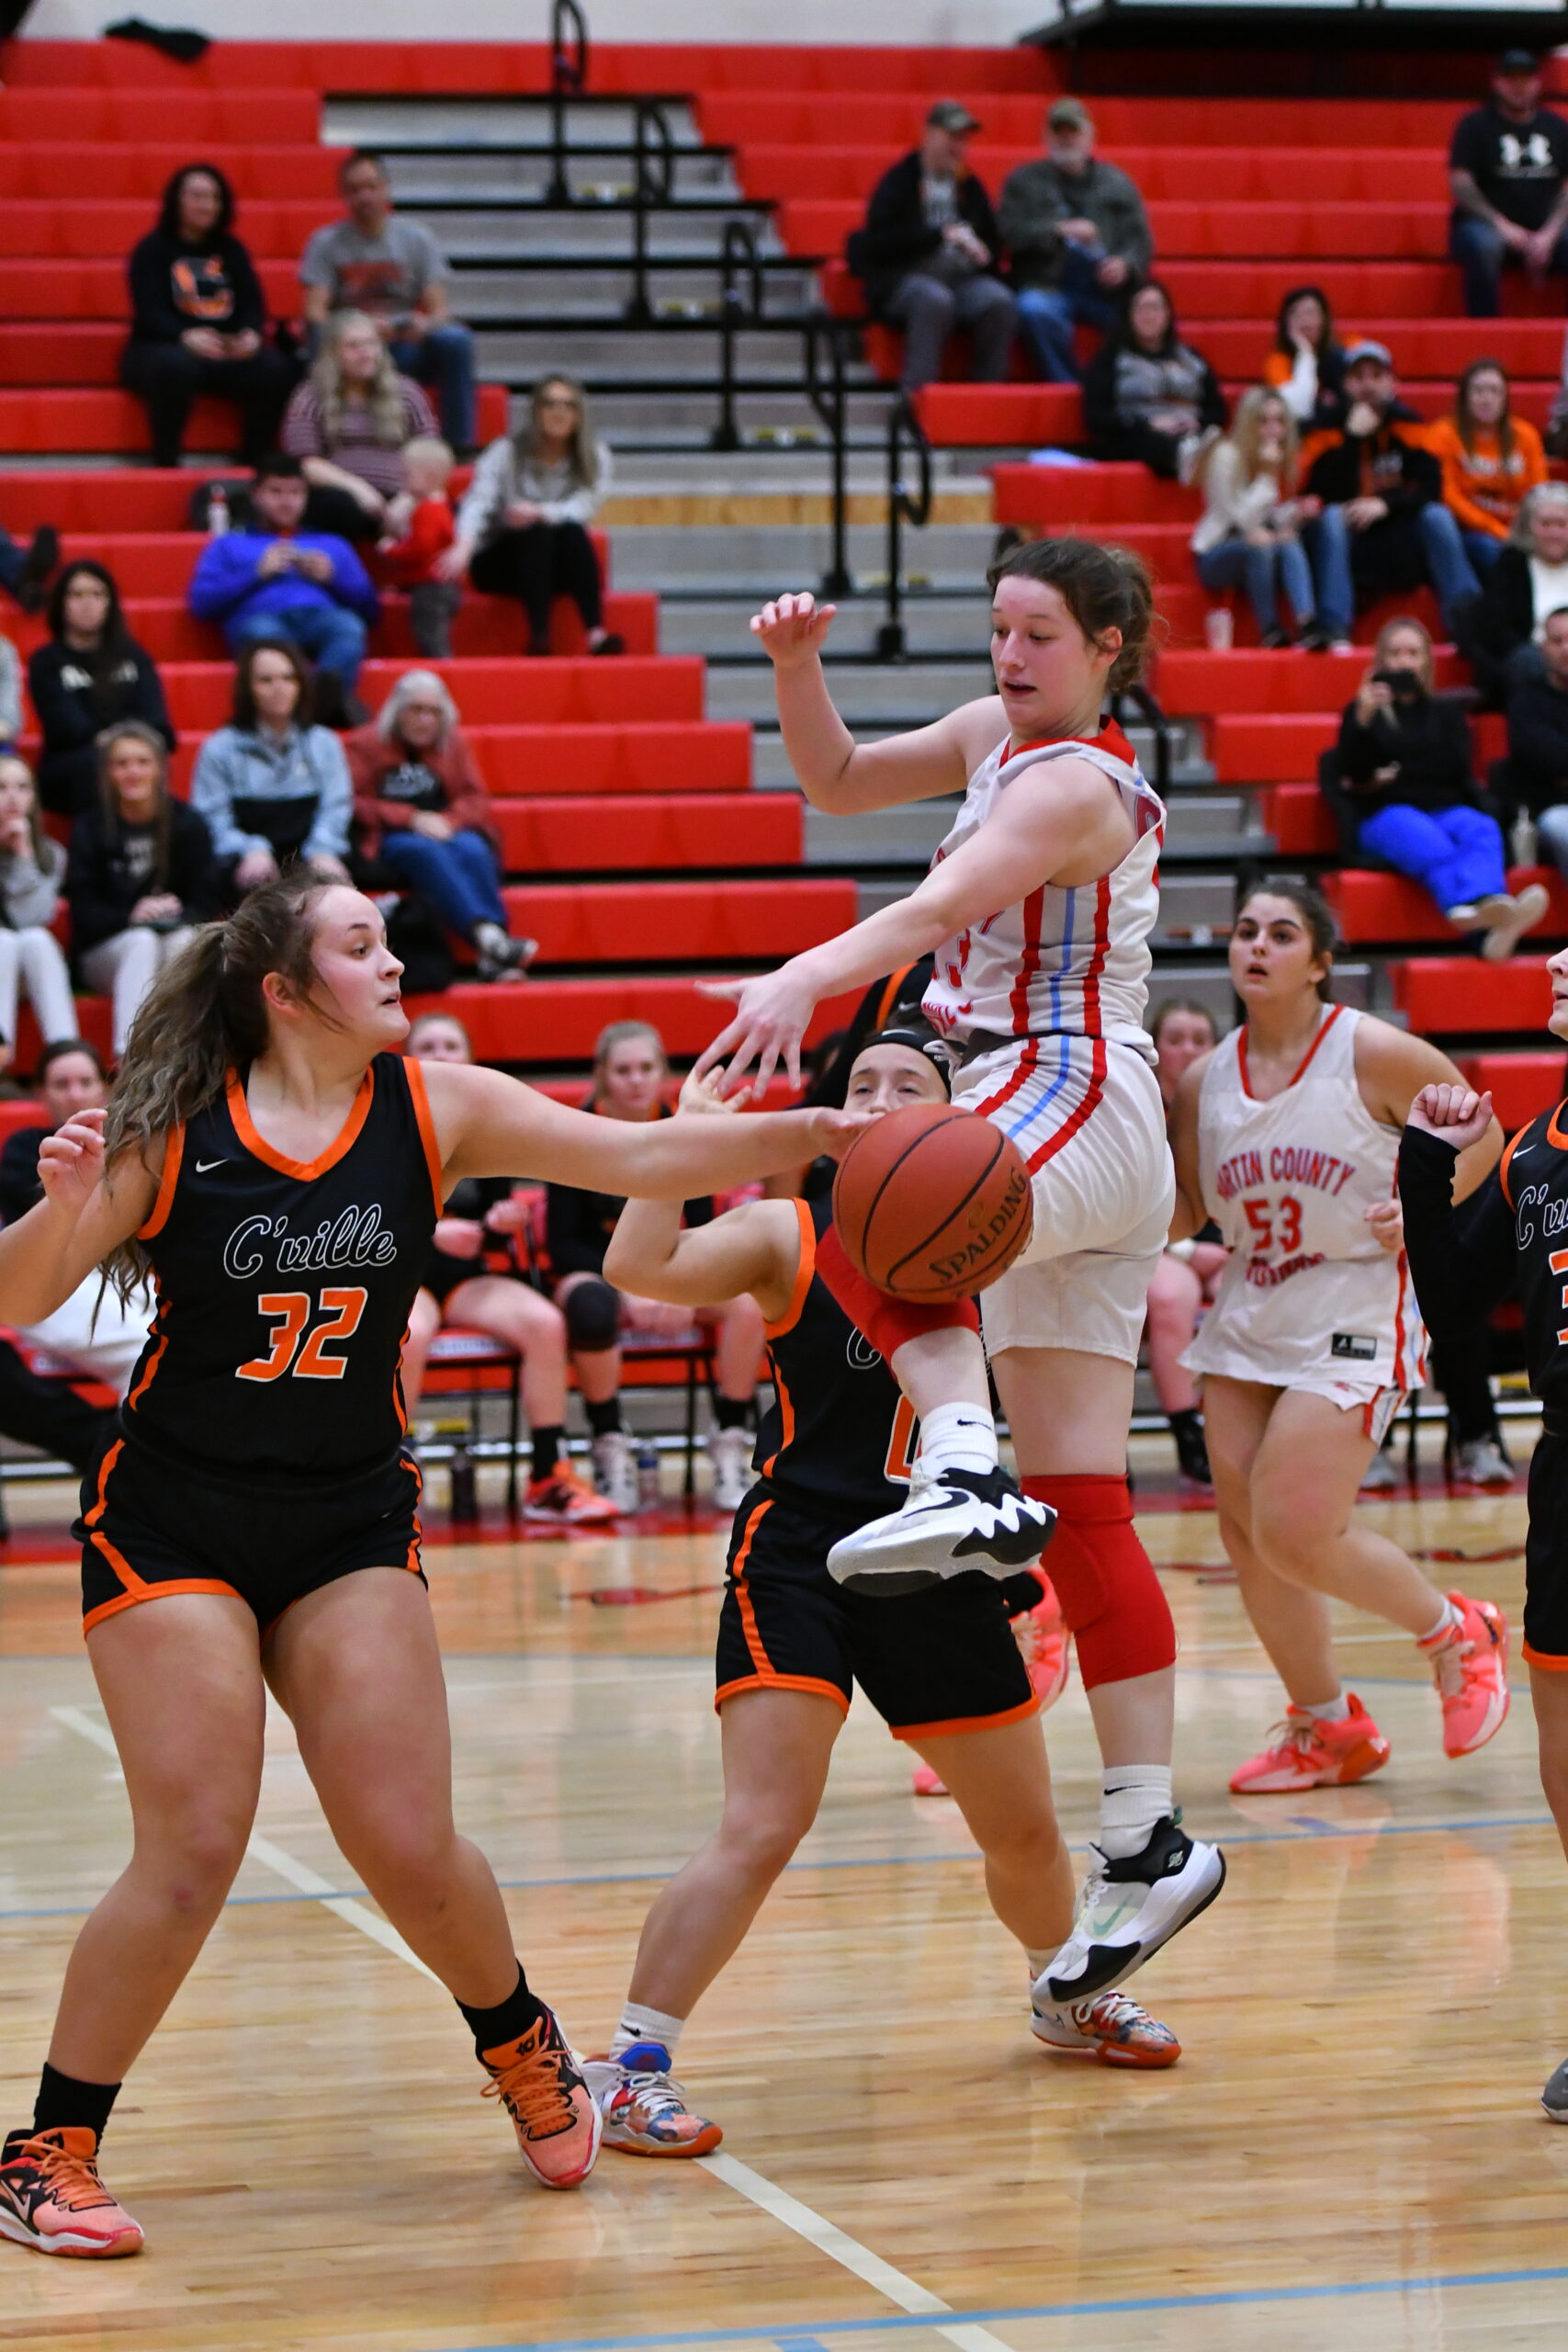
[1461,525,1505,576]
[389,322,477,449]
[1358,801,1506,916]
[379,825,507,936]
[1194,535,1314,635]
[228,601,368,688]
[1014,245,1121,384]
[1450,209,1568,317]
[1309,501,1482,639]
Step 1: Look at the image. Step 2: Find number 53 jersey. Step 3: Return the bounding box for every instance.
[1184,1005,1426,1405]
[122,1055,442,1479]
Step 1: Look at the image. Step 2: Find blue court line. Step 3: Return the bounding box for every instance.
[419,2266,1568,2352]
[0,1809,1554,1926]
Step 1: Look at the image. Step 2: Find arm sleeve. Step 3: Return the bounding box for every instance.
[962,176,1003,265]
[1337,707,1388,787]
[441,733,494,837]
[301,732,354,860]
[1398,1126,1518,1339]
[190,734,268,863]
[298,226,336,292]
[280,384,322,458]
[226,238,268,335]
[536,440,611,527]
[544,1182,610,1276]
[0,641,20,745]
[65,817,130,952]
[1438,431,1503,538]
[997,164,1057,259]
[1384,436,1441,517]
[1112,176,1153,276]
[186,537,260,623]
[27,648,96,753]
[324,538,379,621]
[126,236,185,344]
[2,846,62,932]
[863,162,942,275]
[455,440,509,546]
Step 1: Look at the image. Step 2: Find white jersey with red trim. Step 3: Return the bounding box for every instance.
[1184,1005,1426,1402]
[920,721,1164,1060]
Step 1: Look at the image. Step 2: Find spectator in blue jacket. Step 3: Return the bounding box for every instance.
[190,638,353,901]
[186,450,378,692]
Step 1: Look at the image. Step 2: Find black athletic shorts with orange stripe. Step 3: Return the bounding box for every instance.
[715,1486,1039,1742]
[77,1428,425,1637]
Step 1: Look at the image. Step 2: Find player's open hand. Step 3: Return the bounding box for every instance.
[1406,1083,1493,1152]
[1364,1197,1404,1254]
[38,1109,105,1216]
[694,962,822,1098]
[676,1067,740,1117]
[750,591,837,670]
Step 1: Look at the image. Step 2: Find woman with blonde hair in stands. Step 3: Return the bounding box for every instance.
[1190,386,1327,650]
[1430,358,1547,581]
[0,754,77,1073]
[281,308,436,543]
[400,1011,617,1525]
[544,1020,766,1515]
[442,376,622,658]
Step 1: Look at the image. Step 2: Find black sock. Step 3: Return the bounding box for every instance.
[1168,1408,1202,1440]
[585,1397,624,1440]
[458,1962,547,2060]
[714,1395,751,1431]
[531,1423,563,1483]
[30,2063,120,2144]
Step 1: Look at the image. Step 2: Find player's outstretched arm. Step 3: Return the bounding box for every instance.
[419,1060,867,1197]
[752,591,991,816]
[1357,1023,1503,1200]
[604,1070,803,1318]
[0,1112,155,1325]
[1397,1085,1517,1341]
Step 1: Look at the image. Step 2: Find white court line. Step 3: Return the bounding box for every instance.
[49,1702,1013,2352]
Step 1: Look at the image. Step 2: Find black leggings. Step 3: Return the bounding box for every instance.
[119,339,296,470]
[469,522,602,650]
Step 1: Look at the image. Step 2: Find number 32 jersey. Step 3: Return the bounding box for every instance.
[122,1053,441,1480]
[1184,1005,1426,1399]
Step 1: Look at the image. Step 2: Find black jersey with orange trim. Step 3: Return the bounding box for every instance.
[121,1051,441,1480]
[752,1195,918,1524]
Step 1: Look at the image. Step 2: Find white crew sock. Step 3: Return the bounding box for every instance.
[1418,1599,1462,1646]
[1097,1766,1173,1860]
[609,2001,686,2064]
[1303,1691,1352,1723]
[916,1401,999,1482]
[1024,1947,1055,1980]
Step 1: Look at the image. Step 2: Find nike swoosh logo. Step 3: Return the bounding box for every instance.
[1089,1896,1141,1939]
[1512,1143,1537,1158]
[195,1159,226,1173]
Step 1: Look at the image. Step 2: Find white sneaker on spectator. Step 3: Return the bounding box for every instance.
[705,1427,753,1512]
[592,1430,639,1514]
[1450,1437,1513,1489]
[1477,886,1550,962]
[1359,1446,1399,1494]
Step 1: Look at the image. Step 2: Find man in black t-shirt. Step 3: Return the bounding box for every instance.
[1450,50,1568,315]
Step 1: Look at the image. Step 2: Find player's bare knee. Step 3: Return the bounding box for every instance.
[716,1793,813,1882]
[152,1806,252,1915]
[1250,1493,1335,1586]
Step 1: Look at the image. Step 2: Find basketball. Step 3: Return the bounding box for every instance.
[832,1104,1034,1300]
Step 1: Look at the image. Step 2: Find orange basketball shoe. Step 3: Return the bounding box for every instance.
[1013,1575,1072,1711]
[1030,1988,1180,2068]
[1421,1590,1510,1758]
[0,2128,143,2257]
[522,1462,619,1525]
[1229,1695,1392,1794]
[585,2044,722,2157]
[479,2008,602,2188]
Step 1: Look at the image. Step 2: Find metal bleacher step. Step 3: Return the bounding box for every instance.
[323,96,709,153]
[708,657,992,726]
[609,520,994,589]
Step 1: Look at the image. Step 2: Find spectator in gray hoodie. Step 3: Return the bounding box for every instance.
[0,753,76,1069]
[998,98,1153,385]
[190,638,353,902]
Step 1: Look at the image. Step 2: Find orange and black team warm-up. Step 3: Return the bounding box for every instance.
[80,1053,442,1634]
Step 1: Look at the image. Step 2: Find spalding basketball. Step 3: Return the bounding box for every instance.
[832,1104,1034,1301]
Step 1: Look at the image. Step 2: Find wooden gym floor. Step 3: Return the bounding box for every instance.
[0,1438,1564,2352]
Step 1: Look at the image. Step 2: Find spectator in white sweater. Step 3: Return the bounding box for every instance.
[439,376,622,657]
[1190,387,1327,647]
[0,754,79,1070]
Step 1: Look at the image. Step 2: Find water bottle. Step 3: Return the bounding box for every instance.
[448,1435,478,1523]
[1511,808,1539,870]
[636,1443,660,1512]
[207,483,231,537]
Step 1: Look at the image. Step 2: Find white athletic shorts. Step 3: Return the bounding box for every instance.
[953,1034,1175,1365]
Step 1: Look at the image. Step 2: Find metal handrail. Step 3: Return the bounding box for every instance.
[803,315,854,595]
[1111,677,1176,797]
[625,99,675,323]
[710,220,765,451]
[546,0,589,204]
[875,391,932,659]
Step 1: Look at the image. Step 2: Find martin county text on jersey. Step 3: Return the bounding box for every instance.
[1213,1146,1360,1203]
[222,1205,398,1281]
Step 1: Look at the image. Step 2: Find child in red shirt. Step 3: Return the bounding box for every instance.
[378,435,460,657]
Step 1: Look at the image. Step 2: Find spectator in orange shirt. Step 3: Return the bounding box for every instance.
[377,433,461,657]
[1429,357,1547,579]
[1262,284,1349,436]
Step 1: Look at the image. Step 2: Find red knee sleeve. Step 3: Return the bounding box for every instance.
[1023,1475,1175,1690]
[816,1222,979,1362]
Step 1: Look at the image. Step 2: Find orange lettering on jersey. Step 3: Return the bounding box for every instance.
[883,1395,918,1487]
[1551,1246,1568,1344]
[295,1287,368,1379]
[237,1293,310,1382]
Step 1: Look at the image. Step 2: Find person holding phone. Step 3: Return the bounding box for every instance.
[1337,614,1547,957]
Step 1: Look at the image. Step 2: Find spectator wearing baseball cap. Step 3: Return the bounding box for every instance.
[845,100,1016,391]
[1303,343,1483,647]
[1450,50,1568,316]
[998,98,1153,384]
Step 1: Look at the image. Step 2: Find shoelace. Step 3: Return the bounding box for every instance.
[15,2138,115,2213]
[617,2065,691,2123]
[1072,1990,1148,2035]
[483,2037,580,2140]
[1260,1713,1322,1755]
[1427,1628,1472,1699]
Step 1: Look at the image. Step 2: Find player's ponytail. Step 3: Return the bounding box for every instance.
[986,535,1156,692]
[98,872,338,1299]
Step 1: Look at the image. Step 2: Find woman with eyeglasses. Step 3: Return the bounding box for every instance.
[344,670,536,981]
[440,377,623,657]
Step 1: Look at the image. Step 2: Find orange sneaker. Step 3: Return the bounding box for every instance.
[1421,1590,1510,1758]
[1030,1988,1180,2069]
[0,2128,142,2257]
[1229,1694,1391,1794]
[523,1463,619,1526]
[480,2008,602,2188]
[1012,1575,1071,1711]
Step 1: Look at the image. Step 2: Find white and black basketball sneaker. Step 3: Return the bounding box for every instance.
[826,1464,1055,1595]
[1042,1817,1226,2004]
[1542,2056,1568,2122]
